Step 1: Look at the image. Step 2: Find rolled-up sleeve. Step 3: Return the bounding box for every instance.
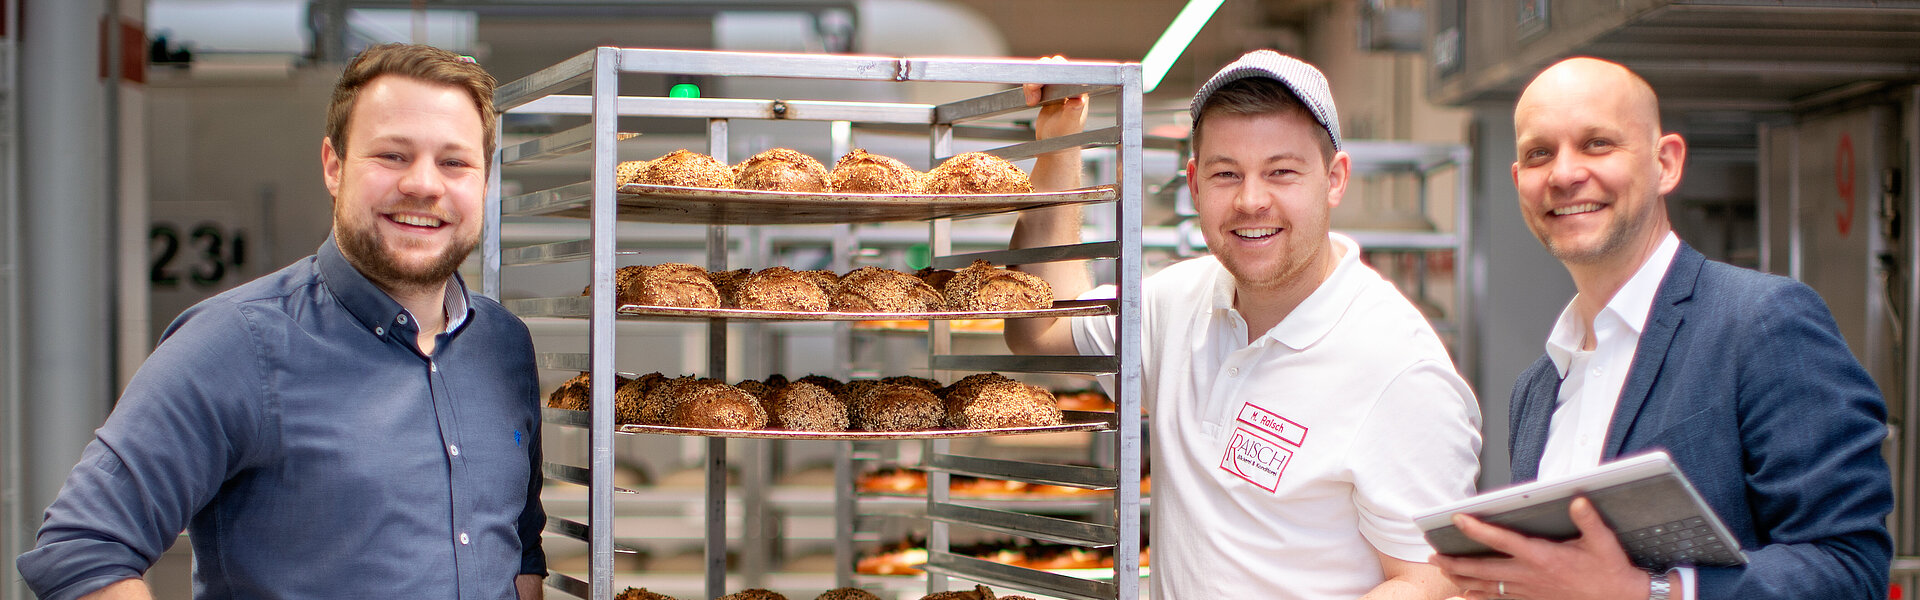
[16,301,267,600]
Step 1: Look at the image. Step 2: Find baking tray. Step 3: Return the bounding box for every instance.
[617,298,1111,321]
[545,408,1113,439]
[620,410,1113,439]
[583,183,1117,225]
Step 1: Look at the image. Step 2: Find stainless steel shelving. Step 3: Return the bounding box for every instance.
[485,47,1143,600]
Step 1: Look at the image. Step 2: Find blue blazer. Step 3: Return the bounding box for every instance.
[1508,243,1892,599]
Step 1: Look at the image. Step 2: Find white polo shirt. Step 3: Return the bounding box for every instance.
[1075,233,1482,599]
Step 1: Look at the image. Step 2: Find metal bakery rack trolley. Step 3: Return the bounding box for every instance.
[482,48,1145,600]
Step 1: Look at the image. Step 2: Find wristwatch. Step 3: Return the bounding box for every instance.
[1647,570,1672,600]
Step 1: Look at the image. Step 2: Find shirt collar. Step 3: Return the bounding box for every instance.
[1545,232,1681,376]
[1212,232,1366,350]
[316,237,473,340]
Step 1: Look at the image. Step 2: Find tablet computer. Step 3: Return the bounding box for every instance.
[1415,451,1748,571]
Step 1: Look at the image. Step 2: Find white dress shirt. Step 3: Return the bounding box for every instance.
[1538,232,1695,596]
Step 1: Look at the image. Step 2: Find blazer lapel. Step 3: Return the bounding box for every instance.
[1603,244,1705,458]
[1510,368,1561,483]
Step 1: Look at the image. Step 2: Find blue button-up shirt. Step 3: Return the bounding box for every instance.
[17,239,546,600]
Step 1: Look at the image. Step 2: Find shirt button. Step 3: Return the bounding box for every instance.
[397,314,409,325]
[459,532,470,545]
[1229,367,1240,377]
[374,326,385,336]
[449,444,460,457]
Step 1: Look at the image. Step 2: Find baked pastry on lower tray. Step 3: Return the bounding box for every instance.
[546,372,1111,438]
[590,264,1098,320]
[614,587,676,600]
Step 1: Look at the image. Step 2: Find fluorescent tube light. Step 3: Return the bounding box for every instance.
[1141,0,1227,93]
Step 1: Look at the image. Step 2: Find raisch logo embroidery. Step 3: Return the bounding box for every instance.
[1220,403,1307,492]
[1221,428,1292,491]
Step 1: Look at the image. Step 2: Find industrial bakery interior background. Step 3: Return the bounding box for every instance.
[1,1,1917,599]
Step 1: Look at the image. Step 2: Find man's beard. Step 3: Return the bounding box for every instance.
[1540,205,1643,266]
[335,211,476,293]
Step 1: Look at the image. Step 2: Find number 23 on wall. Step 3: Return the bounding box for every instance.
[149,222,247,287]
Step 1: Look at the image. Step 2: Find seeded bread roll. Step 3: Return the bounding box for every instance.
[737,266,831,312]
[923,152,1031,195]
[880,375,943,392]
[547,372,590,410]
[707,268,752,307]
[797,374,845,396]
[613,372,668,425]
[797,269,842,297]
[830,149,922,194]
[944,260,1053,311]
[831,267,945,313]
[851,384,945,431]
[914,267,958,291]
[547,371,632,411]
[838,379,884,406]
[734,148,830,192]
[942,374,1062,429]
[614,587,678,600]
[919,584,997,600]
[939,372,1011,399]
[733,378,775,400]
[669,380,767,430]
[764,382,849,432]
[615,160,649,185]
[642,149,734,188]
[816,589,883,600]
[716,590,787,600]
[619,263,721,309]
[633,375,702,425]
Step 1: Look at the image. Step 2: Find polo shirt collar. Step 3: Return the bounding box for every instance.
[317,237,474,339]
[1212,232,1365,350]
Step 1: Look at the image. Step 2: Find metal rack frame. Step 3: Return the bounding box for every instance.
[484,47,1143,600]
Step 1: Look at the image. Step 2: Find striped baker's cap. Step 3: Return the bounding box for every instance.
[1190,49,1341,151]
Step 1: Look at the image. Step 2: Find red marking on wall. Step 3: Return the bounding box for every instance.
[1835,133,1856,238]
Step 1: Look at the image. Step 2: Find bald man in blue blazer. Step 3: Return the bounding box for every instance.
[1431,57,1892,600]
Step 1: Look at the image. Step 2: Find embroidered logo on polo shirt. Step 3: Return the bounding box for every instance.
[1219,403,1308,492]
[1221,427,1291,492]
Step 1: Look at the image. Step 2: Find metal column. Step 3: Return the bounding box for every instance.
[0,0,24,596]
[18,5,114,594]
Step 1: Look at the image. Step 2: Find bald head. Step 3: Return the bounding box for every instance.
[1517,57,1662,142]
[1509,56,1687,284]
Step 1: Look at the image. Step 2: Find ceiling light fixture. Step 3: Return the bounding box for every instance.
[1141,0,1227,93]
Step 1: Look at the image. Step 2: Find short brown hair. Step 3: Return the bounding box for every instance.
[1191,77,1335,165]
[326,43,498,166]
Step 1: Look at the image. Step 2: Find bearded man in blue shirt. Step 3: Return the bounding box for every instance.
[17,43,547,600]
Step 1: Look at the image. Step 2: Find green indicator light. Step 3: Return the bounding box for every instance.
[907,244,931,270]
[669,83,701,98]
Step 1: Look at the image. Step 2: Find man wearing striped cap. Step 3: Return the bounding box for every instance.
[1009,50,1480,599]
